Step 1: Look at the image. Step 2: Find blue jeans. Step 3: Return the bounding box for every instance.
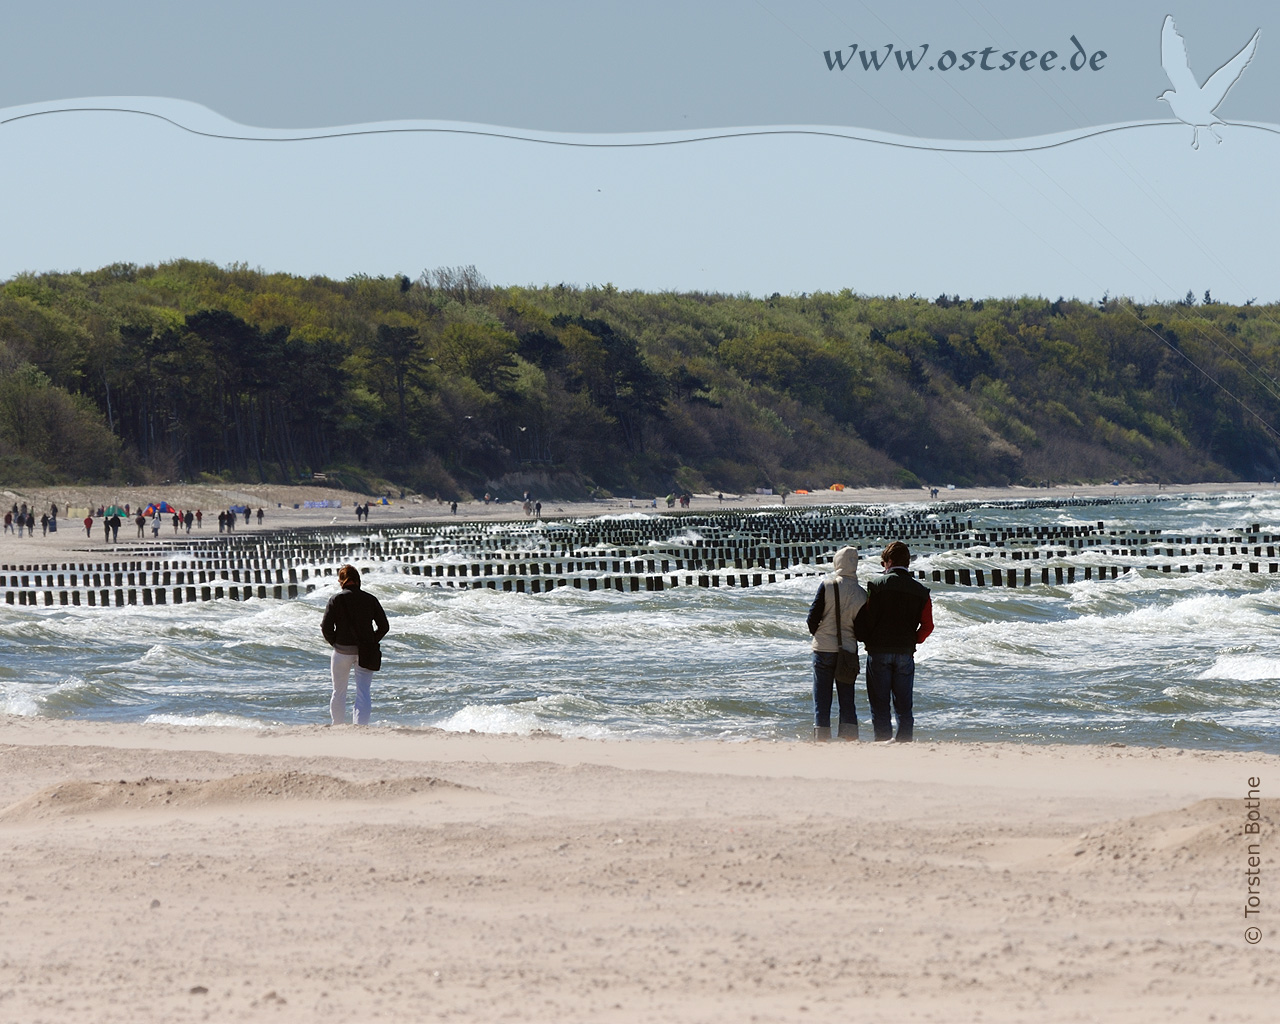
[812,651,858,731]
[330,650,373,725]
[866,652,914,742]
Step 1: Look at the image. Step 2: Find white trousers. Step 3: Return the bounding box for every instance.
[330,650,373,725]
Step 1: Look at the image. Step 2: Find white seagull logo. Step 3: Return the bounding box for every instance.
[1158,15,1260,149]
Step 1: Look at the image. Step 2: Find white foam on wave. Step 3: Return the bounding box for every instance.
[391,586,701,645]
[1,675,99,716]
[1063,591,1271,633]
[922,588,1269,674]
[436,699,612,739]
[1197,655,1280,682]
[0,685,41,716]
[138,643,176,665]
[144,712,270,729]
[649,529,704,546]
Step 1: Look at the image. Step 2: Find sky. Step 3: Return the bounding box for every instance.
[0,1,1276,302]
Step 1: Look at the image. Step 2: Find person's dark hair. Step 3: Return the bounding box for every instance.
[337,564,361,588]
[881,541,910,567]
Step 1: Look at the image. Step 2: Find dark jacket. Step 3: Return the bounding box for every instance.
[855,567,933,654]
[321,585,390,648]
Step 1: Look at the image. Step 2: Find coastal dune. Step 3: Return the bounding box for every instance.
[0,718,1274,1022]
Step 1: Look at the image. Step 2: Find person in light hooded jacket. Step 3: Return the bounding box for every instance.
[805,546,867,741]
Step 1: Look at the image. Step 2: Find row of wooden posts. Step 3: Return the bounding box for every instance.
[7,559,1280,609]
[2,499,1276,609]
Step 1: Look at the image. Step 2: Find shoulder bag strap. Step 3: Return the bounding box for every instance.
[832,580,844,649]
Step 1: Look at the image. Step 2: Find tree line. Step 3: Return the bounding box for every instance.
[2,260,1278,496]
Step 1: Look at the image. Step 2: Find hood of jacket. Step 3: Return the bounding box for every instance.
[832,546,860,577]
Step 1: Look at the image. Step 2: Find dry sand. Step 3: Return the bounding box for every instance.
[3,479,1277,561]
[0,717,1275,1023]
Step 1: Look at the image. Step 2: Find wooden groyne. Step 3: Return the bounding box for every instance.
[2,501,1277,608]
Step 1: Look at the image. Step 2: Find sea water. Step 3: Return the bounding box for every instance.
[2,492,1278,750]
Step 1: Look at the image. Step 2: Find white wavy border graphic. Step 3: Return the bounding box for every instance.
[3,97,1280,152]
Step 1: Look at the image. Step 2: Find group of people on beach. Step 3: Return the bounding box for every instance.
[5,502,58,537]
[217,508,265,532]
[83,508,203,541]
[3,502,274,541]
[806,541,933,743]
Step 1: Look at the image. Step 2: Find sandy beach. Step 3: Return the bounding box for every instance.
[3,479,1277,560]
[0,718,1275,1022]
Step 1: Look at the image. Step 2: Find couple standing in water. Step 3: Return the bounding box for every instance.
[807,542,933,742]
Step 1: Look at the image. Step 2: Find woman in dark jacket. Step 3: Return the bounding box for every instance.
[320,564,390,725]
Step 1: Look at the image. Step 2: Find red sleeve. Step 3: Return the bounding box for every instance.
[916,597,934,644]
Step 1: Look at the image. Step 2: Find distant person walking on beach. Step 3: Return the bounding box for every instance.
[806,546,867,741]
[83,515,93,538]
[855,541,933,742]
[321,564,390,726]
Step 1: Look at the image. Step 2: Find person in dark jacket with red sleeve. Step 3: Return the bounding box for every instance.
[854,541,933,742]
[321,564,390,725]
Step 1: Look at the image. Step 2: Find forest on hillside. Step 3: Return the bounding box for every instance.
[2,261,1279,498]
